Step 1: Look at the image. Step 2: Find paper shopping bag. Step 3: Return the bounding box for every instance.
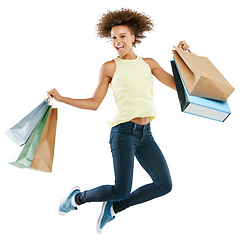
[172,47,235,101]
[171,60,231,122]
[9,105,51,168]
[30,107,57,172]
[5,99,50,146]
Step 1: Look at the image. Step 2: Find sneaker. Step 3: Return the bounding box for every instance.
[96,201,115,234]
[58,186,81,216]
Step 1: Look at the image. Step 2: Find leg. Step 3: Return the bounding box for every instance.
[75,127,136,204]
[113,133,172,213]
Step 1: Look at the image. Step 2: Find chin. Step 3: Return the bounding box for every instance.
[117,52,127,58]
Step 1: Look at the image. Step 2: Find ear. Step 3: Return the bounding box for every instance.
[132,34,135,44]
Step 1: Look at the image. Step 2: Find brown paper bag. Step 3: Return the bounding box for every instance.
[30,107,57,172]
[172,47,235,101]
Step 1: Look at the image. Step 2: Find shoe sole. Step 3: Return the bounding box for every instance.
[96,201,108,234]
[58,186,81,216]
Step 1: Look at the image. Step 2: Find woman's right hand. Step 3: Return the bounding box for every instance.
[47,88,62,102]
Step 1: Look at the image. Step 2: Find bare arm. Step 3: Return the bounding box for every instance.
[143,40,190,90]
[48,61,114,110]
[144,58,176,90]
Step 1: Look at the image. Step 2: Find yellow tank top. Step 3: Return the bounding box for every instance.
[108,56,157,127]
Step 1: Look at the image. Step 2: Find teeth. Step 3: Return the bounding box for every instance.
[116,46,124,49]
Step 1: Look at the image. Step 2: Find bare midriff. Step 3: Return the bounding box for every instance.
[130,117,150,125]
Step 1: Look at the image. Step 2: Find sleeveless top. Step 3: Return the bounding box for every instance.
[108,56,157,127]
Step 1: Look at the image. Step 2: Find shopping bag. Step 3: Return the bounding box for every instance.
[5,99,50,146]
[30,107,57,172]
[171,60,231,122]
[172,47,235,101]
[9,105,52,168]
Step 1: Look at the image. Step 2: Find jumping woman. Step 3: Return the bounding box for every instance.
[48,8,190,234]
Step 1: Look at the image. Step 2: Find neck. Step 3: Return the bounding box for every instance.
[119,49,137,60]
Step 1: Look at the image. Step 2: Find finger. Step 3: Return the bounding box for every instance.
[178,41,183,48]
[184,44,190,50]
[51,89,56,94]
[182,43,189,51]
[47,91,54,97]
[178,41,185,48]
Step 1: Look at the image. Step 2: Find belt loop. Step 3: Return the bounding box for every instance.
[132,123,137,132]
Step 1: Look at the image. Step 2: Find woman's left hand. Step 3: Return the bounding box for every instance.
[178,40,190,51]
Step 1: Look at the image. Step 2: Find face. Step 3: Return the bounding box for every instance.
[111,25,135,58]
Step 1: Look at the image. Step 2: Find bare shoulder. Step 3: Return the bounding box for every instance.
[101,59,116,79]
[142,57,160,72]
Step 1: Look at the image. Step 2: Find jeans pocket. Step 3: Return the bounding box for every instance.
[118,129,133,134]
[118,125,134,134]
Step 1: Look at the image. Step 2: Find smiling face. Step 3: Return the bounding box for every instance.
[111,25,136,59]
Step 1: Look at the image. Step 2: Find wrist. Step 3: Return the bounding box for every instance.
[58,95,64,102]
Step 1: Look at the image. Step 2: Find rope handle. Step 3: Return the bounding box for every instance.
[46,96,54,106]
[181,45,191,53]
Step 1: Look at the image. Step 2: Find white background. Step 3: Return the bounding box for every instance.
[1,0,239,239]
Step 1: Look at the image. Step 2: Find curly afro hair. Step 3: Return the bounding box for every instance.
[96,8,154,47]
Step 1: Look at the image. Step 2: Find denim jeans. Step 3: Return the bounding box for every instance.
[75,121,172,213]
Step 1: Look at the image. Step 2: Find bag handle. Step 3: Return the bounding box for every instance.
[181,46,192,53]
[46,96,53,106]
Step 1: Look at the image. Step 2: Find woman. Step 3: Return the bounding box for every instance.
[48,8,189,234]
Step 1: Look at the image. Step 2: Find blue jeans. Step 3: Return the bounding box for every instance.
[75,121,172,213]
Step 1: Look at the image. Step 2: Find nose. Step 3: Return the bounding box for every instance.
[116,40,122,45]
[115,37,121,44]
[113,36,121,43]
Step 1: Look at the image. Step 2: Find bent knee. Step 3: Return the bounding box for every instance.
[113,186,131,200]
[165,180,172,194]
[155,178,172,195]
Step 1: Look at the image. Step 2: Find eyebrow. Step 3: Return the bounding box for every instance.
[111,32,127,36]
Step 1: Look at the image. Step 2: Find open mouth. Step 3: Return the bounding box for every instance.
[116,45,124,51]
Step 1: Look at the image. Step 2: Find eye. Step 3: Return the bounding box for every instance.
[111,36,117,40]
[120,35,126,38]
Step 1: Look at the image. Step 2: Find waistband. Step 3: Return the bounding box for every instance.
[112,121,151,132]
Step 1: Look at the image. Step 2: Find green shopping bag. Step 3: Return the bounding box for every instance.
[9,105,52,168]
